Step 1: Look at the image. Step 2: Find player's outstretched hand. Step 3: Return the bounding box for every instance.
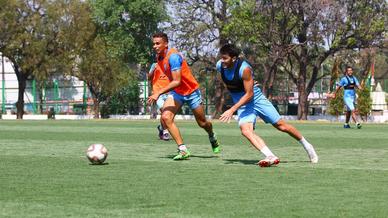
[326,92,335,99]
[219,109,234,123]
[254,80,261,87]
[147,93,159,105]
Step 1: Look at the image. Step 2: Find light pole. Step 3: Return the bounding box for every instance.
[1,54,5,114]
[205,68,210,116]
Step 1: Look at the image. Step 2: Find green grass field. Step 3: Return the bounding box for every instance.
[1,120,387,217]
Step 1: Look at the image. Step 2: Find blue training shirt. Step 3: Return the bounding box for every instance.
[216,60,262,103]
[339,76,359,98]
[168,52,183,72]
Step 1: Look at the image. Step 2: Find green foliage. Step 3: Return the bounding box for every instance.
[89,0,166,64]
[223,0,387,120]
[100,76,140,117]
[77,35,131,97]
[0,0,97,118]
[357,86,372,119]
[0,0,95,79]
[328,90,344,117]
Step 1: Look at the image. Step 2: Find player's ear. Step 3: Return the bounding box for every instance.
[232,57,237,62]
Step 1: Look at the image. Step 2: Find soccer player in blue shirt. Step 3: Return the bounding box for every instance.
[332,66,362,129]
[216,44,318,167]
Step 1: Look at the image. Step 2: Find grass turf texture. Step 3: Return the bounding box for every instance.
[0,120,387,217]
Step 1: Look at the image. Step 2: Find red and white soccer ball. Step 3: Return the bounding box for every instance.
[86,144,108,164]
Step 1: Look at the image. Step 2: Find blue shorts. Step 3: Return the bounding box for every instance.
[238,94,281,126]
[344,96,355,111]
[156,93,171,110]
[170,89,203,110]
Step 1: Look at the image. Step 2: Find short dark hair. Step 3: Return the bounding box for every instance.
[152,32,168,43]
[219,43,240,58]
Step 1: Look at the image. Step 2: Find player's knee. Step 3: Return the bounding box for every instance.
[241,128,251,138]
[276,123,288,132]
[197,120,209,129]
[161,113,173,125]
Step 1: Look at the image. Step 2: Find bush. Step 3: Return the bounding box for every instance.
[357,86,372,121]
[100,80,140,117]
[328,91,344,119]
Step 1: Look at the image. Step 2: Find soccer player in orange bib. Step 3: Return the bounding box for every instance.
[147,32,220,160]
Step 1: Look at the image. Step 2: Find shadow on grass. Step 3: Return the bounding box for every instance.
[160,154,221,159]
[223,159,258,165]
[88,163,110,166]
[224,159,310,165]
[280,160,311,163]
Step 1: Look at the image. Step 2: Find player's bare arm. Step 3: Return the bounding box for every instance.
[147,69,182,105]
[329,85,342,98]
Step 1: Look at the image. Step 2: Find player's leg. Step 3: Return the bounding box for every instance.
[256,96,318,163]
[344,111,351,128]
[156,94,171,140]
[188,90,220,153]
[272,119,318,163]
[238,111,279,167]
[351,110,362,129]
[344,97,353,128]
[350,98,362,129]
[161,96,189,160]
[191,105,221,153]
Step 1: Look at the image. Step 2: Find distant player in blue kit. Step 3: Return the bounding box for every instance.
[332,66,362,129]
[216,44,318,167]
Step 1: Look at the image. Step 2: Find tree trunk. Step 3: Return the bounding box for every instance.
[297,86,308,120]
[297,61,308,120]
[92,97,100,119]
[39,85,44,114]
[16,79,26,119]
[14,65,28,119]
[212,78,225,118]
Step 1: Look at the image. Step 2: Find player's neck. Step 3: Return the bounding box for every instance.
[159,47,169,59]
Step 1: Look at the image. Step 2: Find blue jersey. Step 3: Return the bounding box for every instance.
[339,76,359,98]
[216,60,262,104]
[168,53,183,72]
[216,60,281,125]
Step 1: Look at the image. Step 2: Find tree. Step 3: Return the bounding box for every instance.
[327,89,344,119]
[0,0,95,118]
[100,76,140,117]
[163,0,232,117]
[76,36,131,118]
[90,0,166,64]
[226,0,387,119]
[86,0,166,117]
[357,86,372,121]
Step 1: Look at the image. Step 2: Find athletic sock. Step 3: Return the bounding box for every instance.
[260,146,275,157]
[163,129,169,134]
[178,144,187,151]
[299,137,315,154]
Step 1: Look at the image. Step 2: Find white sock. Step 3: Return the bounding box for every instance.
[163,129,169,134]
[299,137,315,154]
[260,146,275,157]
[178,144,187,151]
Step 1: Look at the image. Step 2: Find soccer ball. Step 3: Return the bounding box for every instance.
[86,144,108,164]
